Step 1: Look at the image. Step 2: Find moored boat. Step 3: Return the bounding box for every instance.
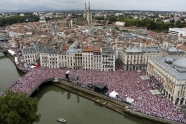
[56,118,66,123]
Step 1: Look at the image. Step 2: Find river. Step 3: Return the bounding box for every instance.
[0,52,144,124]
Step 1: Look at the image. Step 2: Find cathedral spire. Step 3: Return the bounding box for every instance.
[83,1,87,18]
[85,1,87,12]
[88,1,90,12]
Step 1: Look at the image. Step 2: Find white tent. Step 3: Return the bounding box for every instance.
[109,91,118,98]
[126,97,134,104]
[15,57,19,64]
[8,49,15,56]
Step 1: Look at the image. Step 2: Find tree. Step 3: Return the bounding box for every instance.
[0,90,41,124]
[147,21,156,30]
[109,15,117,22]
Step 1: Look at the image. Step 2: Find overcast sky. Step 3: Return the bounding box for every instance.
[0,0,186,11]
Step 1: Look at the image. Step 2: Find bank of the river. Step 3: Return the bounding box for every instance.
[53,80,182,124]
[3,51,183,124]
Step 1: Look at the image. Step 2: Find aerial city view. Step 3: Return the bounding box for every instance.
[1,0,186,124]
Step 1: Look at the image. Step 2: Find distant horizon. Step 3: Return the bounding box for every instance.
[1,0,186,13]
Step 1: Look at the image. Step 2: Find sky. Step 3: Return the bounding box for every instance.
[0,0,186,11]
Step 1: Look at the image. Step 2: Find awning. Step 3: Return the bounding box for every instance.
[109,91,118,98]
[126,97,134,104]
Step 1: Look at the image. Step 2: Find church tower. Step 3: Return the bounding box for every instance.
[83,1,92,25]
[87,1,92,25]
[83,2,87,18]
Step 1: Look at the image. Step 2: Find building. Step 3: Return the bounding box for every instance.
[101,48,115,71]
[119,44,185,71]
[169,28,186,37]
[39,44,115,71]
[83,1,92,25]
[119,46,162,70]
[66,2,92,28]
[22,46,39,66]
[40,47,59,68]
[147,57,186,105]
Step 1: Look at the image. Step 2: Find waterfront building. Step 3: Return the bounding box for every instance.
[118,46,162,70]
[119,44,185,70]
[147,56,186,105]
[39,43,115,71]
[40,47,59,68]
[22,46,39,66]
[101,47,115,71]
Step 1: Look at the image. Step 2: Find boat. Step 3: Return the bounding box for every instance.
[56,118,66,123]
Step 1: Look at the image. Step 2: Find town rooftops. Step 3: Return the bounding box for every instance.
[41,47,59,54]
[101,47,114,53]
[22,46,37,54]
[125,46,142,53]
[142,46,160,53]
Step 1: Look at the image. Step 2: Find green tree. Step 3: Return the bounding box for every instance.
[0,90,41,124]
[109,15,117,22]
[147,21,156,30]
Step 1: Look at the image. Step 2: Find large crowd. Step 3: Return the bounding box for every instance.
[4,65,186,123]
[0,42,185,123]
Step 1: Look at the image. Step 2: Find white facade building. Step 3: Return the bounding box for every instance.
[22,46,39,66]
[147,57,186,105]
[119,46,162,70]
[169,28,186,36]
[119,45,185,70]
[40,47,59,68]
[39,46,115,71]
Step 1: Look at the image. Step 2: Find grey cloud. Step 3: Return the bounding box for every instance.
[1,0,186,11]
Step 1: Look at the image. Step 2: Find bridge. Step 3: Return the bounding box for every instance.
[7,68,72,97]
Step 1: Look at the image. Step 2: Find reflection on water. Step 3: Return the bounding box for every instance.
[0,57,24,92]
[32,84,143,124]
[0,52,4,57]
[67,92,71,99]
[94,102,104,108]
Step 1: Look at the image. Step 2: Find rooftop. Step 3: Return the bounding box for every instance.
[150,57,186,80]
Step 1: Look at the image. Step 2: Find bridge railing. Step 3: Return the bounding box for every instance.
[27,78,54,97]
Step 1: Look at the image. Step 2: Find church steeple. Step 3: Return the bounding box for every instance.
[88,1,90,12]
[83,2,87,18]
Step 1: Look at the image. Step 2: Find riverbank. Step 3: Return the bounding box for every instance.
[53,80,182,124]
[3,51,183,124]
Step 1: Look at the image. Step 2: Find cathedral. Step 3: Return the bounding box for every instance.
[65,2,92,27]
[83,1,92,25]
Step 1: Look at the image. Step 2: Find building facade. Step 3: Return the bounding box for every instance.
[22,46,39,66]
[39,46,115,71]
[119,46,163,70]
[119,46,185,70]
[147,57,186,105]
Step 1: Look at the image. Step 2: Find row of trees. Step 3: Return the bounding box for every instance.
[0,15,39,27]
[106,15,186,32]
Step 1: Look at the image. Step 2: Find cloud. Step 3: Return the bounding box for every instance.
[0,0,186,11]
